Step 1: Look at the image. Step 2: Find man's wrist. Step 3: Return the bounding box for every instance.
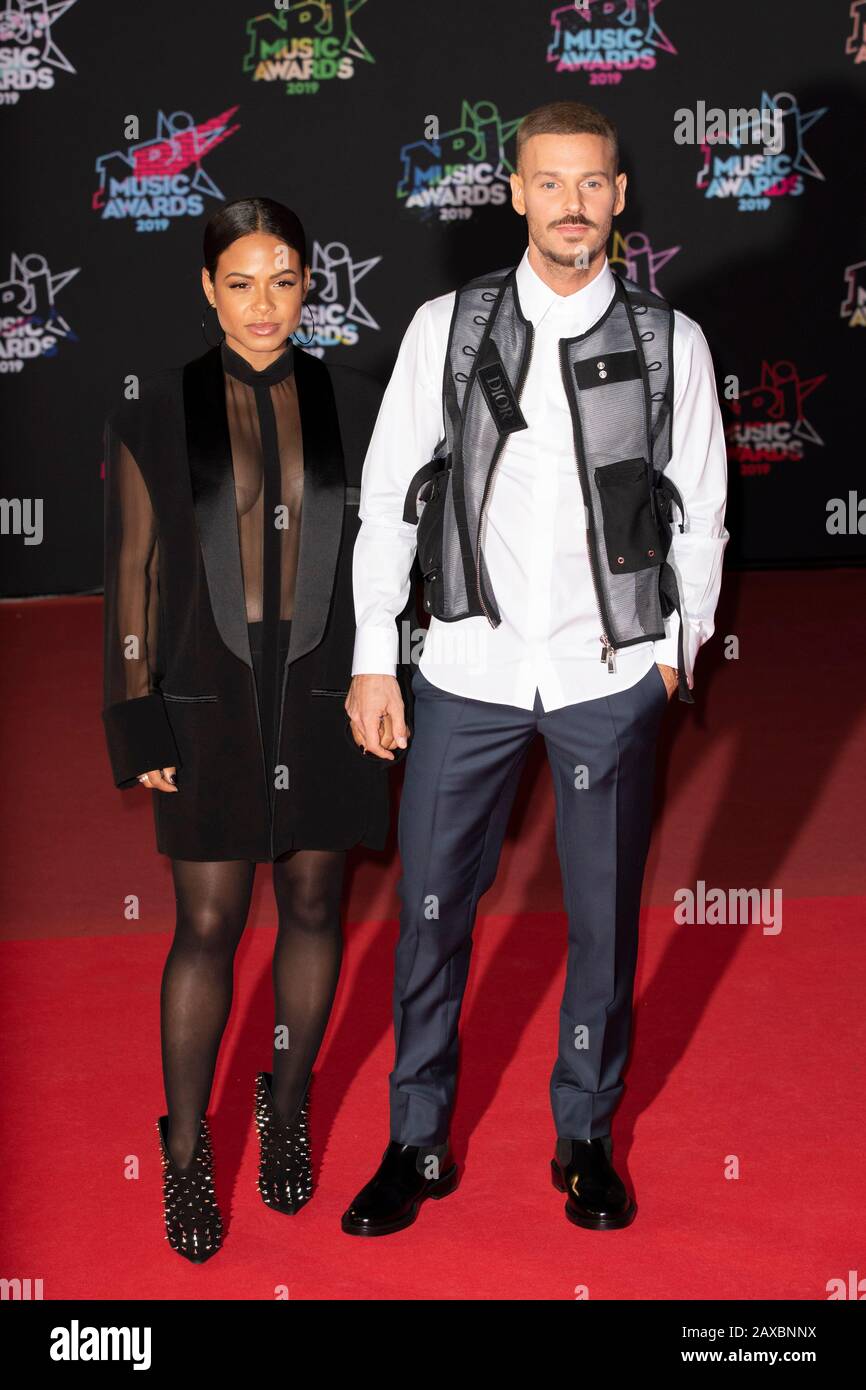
[351,625,399,678]
[655,661,679,700]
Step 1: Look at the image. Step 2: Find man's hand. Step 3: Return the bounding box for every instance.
[345,674,410,761]
[656,663,679,700]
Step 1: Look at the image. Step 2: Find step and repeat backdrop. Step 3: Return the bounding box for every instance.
[1,0,864,596]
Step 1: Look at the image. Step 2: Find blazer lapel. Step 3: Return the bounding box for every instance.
[183,345,254,670]
[182,343,346,675]
[286,347,346,667]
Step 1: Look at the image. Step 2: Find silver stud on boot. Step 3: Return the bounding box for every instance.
[156,1114,224,1262]
[254,1071,313,1214]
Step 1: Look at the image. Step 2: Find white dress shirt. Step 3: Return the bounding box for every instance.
[351,247,729,710]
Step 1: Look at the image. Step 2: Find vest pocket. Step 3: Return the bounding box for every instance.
[594,457,664,575]
[416,465,450,614]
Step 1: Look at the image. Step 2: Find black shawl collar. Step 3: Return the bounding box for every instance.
[182,342,346,673]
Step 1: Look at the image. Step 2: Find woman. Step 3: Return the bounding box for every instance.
[101,197,412,1262]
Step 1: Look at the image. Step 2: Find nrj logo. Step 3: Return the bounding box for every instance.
[93,108,240,233]
[0,0,77,102]
[0,251,79,372]
[841,261,866,327]
[608,229,680,294]
[547,0,676,84]
[304,240,380,354]
[846,2,866,63]
[725,360,827,476]
[398,100,522,223]
[243,0,374,97]
[695,90,827,214]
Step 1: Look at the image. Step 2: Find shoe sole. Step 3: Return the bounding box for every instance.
[260,1192,312,1216]
[551,1160,637,1230]
[340,1164,460,1236]
[171,1244,222,1263]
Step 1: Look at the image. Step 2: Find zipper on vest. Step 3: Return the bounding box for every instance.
[558,338,618,671]
[474,321,536,625]
[474,444,505,626]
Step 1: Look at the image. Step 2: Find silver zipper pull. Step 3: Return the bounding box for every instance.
[600,634,617,672]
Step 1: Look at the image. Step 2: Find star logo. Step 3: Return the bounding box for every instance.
[0,0,77,72]
[609,230,680,294]
[0,250,80,346]
[307,240,381,333]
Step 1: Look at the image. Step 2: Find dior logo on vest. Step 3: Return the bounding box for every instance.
[476,340,528,435]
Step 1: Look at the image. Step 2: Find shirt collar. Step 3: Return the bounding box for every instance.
[513,246,616,331]
[220,337,295,386]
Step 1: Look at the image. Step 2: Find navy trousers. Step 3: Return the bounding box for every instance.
[389,661,670,1144]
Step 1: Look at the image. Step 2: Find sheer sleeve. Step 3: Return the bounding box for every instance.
[101,413,179,789]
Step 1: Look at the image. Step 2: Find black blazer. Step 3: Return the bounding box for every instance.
[101,342,413,861]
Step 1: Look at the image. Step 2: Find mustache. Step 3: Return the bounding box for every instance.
[553,218,594,228]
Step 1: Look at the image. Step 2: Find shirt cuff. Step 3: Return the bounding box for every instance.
[351,625,399,677]
[652,608,681,673]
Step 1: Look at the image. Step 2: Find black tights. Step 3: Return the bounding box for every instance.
[160,850,346,1168]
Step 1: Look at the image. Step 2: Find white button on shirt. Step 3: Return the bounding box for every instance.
[351,248,730,711]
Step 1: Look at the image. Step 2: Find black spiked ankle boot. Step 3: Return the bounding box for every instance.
[253,1071,313,1214]
[156,1114,224,1262]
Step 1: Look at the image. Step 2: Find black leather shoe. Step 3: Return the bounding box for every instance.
[551,1135,636,1230]
[341,1140,459,1236]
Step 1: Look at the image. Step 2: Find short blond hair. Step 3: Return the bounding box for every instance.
[516,101,619,176]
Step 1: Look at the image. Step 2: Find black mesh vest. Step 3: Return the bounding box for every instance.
[402,262,694,703]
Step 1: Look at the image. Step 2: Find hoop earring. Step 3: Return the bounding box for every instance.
[291,300,315,347]
[201,302,224,346]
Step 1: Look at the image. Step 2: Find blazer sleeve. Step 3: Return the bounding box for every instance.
[101,412,180,789]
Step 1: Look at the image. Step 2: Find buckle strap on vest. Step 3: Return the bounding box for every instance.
[403,456,447,525]
[658,561,694,704]
[653,471,692,703]
[653,470,687,531]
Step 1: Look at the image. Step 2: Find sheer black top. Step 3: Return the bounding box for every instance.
[103,336,304,778]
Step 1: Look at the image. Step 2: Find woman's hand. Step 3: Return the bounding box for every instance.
[137,767,178,791]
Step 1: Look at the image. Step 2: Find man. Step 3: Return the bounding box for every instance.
[341,100,729,1235]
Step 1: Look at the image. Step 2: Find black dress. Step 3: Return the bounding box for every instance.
[220,339,303,825]
[101,336,412,861]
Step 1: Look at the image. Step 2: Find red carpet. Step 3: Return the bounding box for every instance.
[1,572,864,1299]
